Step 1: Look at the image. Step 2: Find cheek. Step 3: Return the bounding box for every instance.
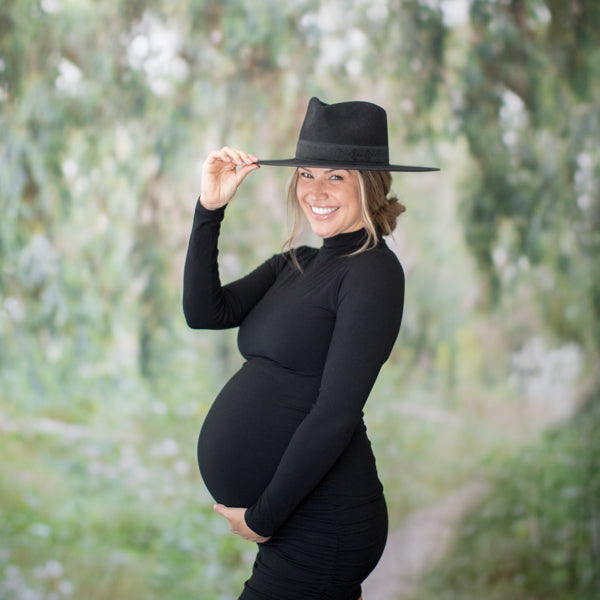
[297,189,309,208]
[298,196,311,218]
[347,195,362,217]
[296,183,308,203]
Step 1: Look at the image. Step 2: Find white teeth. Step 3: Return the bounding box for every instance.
[311,206,338,215]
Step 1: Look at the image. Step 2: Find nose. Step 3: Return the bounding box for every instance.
[309,179,328,202]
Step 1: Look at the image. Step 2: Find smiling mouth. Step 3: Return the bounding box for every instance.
[311,205,339,215]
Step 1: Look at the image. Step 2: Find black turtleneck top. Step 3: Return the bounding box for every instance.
[183,201,405,538]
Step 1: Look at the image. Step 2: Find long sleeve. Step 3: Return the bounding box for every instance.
[183,201,283,330]
[244,251,404,537]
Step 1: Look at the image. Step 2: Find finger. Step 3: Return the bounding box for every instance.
[236,150,259,165]
[202,155,234,178]
[213,503,229,517]
[203,150,259,178]
[234,162,260,185]
[219,147,258,166]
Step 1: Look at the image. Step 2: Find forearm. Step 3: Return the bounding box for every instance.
[183,200,283,330]
[245,255,404,537]
[182,201,236,329]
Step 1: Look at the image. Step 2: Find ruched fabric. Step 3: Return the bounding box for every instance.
[240,492,388,600]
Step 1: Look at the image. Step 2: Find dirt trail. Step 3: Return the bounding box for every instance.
[361,340,585,599]
[361,481,489,600]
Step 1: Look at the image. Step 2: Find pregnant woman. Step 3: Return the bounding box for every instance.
[183,97,438,599]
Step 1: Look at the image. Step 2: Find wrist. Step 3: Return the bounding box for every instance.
[198,196,225,211]
[195,199,226,222]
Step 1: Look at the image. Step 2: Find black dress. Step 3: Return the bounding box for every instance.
[183,202,404,600]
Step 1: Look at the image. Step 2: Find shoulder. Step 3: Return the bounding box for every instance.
[345,242,404,285]
[293,245,319,260]
[334,244,404,323]
[255,246,318,277]
[335,242,404,311]
[279,245,319,270]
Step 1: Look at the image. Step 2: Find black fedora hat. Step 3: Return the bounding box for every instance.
[258,97,439,172]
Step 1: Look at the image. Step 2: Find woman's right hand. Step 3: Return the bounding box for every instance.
[200,147,260,210]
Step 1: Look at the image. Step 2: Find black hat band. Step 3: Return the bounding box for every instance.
[296,140,389,166]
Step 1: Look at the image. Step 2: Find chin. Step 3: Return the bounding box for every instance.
[309,224,335,239]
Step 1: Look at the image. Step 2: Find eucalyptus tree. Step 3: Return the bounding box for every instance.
[0,0,451,391]
[456,0,600,356]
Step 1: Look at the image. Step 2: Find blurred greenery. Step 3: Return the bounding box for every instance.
[0,0,598,599]
[414,395,600,600]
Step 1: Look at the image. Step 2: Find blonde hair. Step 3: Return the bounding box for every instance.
[283,169,405,263]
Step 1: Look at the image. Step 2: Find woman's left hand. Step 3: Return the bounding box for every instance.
[213,504,271,544]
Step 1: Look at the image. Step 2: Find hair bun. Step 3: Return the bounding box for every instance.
[360,171,405,236]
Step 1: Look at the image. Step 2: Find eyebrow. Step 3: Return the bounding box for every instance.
[301,167,350,174]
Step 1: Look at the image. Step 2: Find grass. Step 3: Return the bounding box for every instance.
[412,391,600,600]
[0,369,251,600]
[365,328,574,523]
[1,315,594,599]
[0,355,497,599]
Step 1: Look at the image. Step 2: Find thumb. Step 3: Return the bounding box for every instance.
[213,503,229,517]
[234,162,260,186]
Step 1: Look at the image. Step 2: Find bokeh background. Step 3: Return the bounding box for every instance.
[1,1,599,599]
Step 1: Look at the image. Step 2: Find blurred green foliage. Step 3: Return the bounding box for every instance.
[415,396,600,600]
[458,0,600,348]
[1,0,598,598]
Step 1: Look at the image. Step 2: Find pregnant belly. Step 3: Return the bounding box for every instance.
[197,359,319,507]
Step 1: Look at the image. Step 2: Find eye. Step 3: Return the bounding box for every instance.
[299,171,313,179]
[330,174,343,181]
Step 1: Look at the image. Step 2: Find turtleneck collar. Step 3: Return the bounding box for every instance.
[321,228,371,254]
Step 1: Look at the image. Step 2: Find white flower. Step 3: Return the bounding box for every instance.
[58,580,74,596]
[29,523,51,538]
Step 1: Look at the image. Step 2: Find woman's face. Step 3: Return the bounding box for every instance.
[296,167,363,239]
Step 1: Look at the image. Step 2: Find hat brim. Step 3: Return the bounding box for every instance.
[257,158,439,172]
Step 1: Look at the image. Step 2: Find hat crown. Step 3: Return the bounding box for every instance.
[295,98,390,165]
[257,96,439,172]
